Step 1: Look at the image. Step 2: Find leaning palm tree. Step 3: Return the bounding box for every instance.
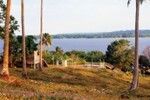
[39,0,43,71]
[21,0,27,78]
[128,0,145,91]
[1,0,11,78]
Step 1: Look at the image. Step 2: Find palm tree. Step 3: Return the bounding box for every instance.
[128,0,145,91]
[39,0,43,71]
[21,0,27,78]
[1,0,11,78]
[42,33,52,47]
[38,33,51,67]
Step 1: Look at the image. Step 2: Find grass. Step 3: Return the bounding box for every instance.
[0,66,150,100]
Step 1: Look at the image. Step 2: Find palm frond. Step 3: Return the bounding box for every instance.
[127,0,131,6]
[127,0,146,6]
[140,0,145,4]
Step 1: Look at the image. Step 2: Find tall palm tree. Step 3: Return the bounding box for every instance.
[21,0,27,78]
[39,0,43,71]
[1,0,11,78]
[128,0,145,91]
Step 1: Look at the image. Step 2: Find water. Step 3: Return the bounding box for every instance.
[0,38,150,54]
[0,39,3,53]
[50,38,150,54]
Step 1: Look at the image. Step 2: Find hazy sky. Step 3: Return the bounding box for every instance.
[10,0,150,35]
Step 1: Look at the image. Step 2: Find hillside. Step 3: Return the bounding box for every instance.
[0,66,149,99]
[53,30,150,38]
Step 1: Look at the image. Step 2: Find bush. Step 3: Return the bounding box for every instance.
[43,51,54,64]
[105,39,134,72]
[139,55,150,67]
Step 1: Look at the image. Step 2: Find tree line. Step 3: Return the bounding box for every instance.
[52,30,150,39]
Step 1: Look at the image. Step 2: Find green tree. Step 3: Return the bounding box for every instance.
[10,35,37,67]
[105,39,134,71]
[65,51,86,59]
[54,46,63,65]
[86,51,104,63]
[17,35,38,55]
[43,51,53,64]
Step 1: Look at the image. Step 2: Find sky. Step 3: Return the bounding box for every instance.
[10,0,150,35]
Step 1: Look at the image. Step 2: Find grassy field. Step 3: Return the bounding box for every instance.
[0,66,150,100]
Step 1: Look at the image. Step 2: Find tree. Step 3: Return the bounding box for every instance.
[41,33,52,52]
[39,0,43,71]
[128,0,146,91]
[139,55,150,67]
[86,51,104,63]
[11,35,38,67]
[0,0,19,68]
[17,35,38,55]
[42,33,52,47]
[65,51,87,61]
[21,0,27,78]
[0,0,11,78]
[55,47,63,66]
[105,39,134,71]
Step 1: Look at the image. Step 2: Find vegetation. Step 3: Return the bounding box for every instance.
[44,49,104,65]
[139,55,150,67]
[66,50,104,63]
[105,39,134,72]
[52,30,150,39]
[0,67,149,99]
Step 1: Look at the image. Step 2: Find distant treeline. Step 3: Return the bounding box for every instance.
[52,30,150,39]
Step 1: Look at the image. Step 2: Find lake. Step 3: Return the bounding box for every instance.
[0,38,150,54]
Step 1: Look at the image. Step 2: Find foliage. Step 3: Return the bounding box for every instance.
[16,35,38,55]
[43,47,69,65]
[0,0,19,67]
[53,30,150,39]
[54,46,64,61]
[128,0,146,6]
[43,51,54,64]
[65,50,104,63]
[65,51,86,59]
[86,51,104,62]
[42,33,52,46]
[105,39,134,72]
[10,35,38,65]
[0,0,19,39]
[139,55,150,67]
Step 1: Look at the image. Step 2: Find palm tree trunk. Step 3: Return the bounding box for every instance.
[39,0,43,71]
[21,0,27,78]
[1,0,11,78]
[129,0,140,91]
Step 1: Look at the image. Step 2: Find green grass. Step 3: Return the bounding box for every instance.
[0,66,150,100]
